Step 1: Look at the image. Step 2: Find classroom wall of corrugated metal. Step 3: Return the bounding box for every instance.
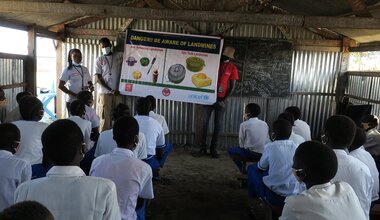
[63,16,340,148]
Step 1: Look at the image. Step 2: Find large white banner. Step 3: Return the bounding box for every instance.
[119,29,223,105]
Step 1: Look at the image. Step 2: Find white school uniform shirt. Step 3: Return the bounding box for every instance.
[289,131,305,146]
[239,117,269,154]
[90,148,154,220]
[15,166,121,220]
[293,119,311,141]
[94,129,147,160]
[60,65,92,102]
[350,146,380,201]
[68,116,92,151]
[134,115,165,156]
[364,128,380,156]
[331,149,373,220]
[95,52,123,94]
[280,182,366,220]
[12,120,48,165]
[4,106,22,123]
[258,140,304,196]
[149,111,169,135]
[0,150,31,211]
[85,105,100,129]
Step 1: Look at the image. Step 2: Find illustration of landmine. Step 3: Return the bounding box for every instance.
[192,73,212,88]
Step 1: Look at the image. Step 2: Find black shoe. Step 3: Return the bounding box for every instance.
[192,148,207,157]
[210,150,220,158]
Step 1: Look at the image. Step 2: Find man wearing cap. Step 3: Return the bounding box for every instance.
[197,46,239,158]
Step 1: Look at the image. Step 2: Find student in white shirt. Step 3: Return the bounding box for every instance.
[68,100,92,152]
[349,127,379,204]
[280,141,366,220]
[12,96,48,165]
[4,91,32,123]
[228,103,269,173]
[15,119,121,220]
[77,91,100,141]
[0,201,54,220]
[0,123,31,211]
[324,115,373,219]
[90,116,154,220]
[285,106,311,140]
[361,115,380,156]
[278,112,305,146]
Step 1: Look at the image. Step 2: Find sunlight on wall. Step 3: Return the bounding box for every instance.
[0,27,28,55]
[348,52,380,71]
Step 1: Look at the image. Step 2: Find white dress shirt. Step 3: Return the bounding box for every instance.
[332,149,373,219]
[95,53,123,94]
[12,120,48,165]
[350,146,380,201]
[0,150,31,211]
[134,115,165,156]
[68,116,92,151]
[289,132,305,147]
[239,117,269,153]
[149,111,169,135]
[84,105,100,129]
[364,128,380,156]
[95,129,147,160]
[60,65,92,102]
[280,182,366,220]
[90,148,154,220]
[15,166,121,220]
[293,119,311,141]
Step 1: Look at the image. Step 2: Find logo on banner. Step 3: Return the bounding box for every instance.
[125,84,133,92]
[188,94,210,100]
[162,88,171,96]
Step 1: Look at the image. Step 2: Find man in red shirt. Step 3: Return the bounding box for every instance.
[198,46,239,158]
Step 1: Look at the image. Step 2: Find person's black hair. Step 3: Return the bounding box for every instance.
[278,112,295,126]
[273,119,292,140]
[285,106,301,120]
[324,115,356,149]
[42,119,83,166]
[361,115,379,130]
[16,91,32,103]
[19,96,44,121]
[349,127,367,152]
[112,103,131,121]
[245,103,260,118]
[146,95,156,111]
[113,116,139,147]
[69,100,86,117]
[0,123,20,152]
[77,91,93,106]
[293,141,338,186]
[0,88,5,101]
[67,48,81,70]
[136,97,150,116]
[99,37,112,47]
[0,201,54,220]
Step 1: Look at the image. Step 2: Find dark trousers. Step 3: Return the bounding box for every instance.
[200,102,225,152]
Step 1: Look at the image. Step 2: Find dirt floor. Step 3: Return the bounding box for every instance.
[149,146,251,220]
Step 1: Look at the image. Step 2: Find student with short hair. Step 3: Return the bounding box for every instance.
[12,96,48,164]
[280,141,366,220]
[77,91,100,141]
[68,100,92,151]
[0,201,54,220]
[0,123,31,211]
[90,116,154,220]
[4,91,32,123]
[228,103,269,173]
[277,112,305,146]
[15,119,121,220]
[324,115,373,219]
[361,115,380,156]
[349,127,379,203]
[285,106,311,140]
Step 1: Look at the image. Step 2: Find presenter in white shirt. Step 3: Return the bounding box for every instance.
[280,141,366,220]
[285,106,311,141]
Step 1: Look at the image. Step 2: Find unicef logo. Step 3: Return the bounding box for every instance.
[188,94,209,100]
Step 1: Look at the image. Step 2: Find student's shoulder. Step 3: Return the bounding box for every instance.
[346,155,371,174]
[84,175,117,190]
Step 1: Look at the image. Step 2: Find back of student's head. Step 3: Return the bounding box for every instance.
[285,106,301,120]
[69,100,86,117]
[324,115,356,149]
[113,116,139,147]
[278,112,295,126]
[245,103,260,118]
[349,127,367,152]
[146,95,156,111]
[42,119,83,166]
[77,91,93,106]
[112,103,131,121]
[136,97,150,116]
[273,119,292,140]
[293,141,338,185]
[19,96,44,121]
[0,201,54,220]
[361,114,379,130]
[0,123,20,153]
[0,88,4,100]
[16,91,32,103]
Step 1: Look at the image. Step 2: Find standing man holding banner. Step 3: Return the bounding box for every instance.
[197,46,239,158]
[95,37,124,131]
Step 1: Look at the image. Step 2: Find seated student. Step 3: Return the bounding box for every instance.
[68,100,92,151]
[0,201,54,220]
[349,127,379,204]
[0,123,31,211]
[324,115,373,219]
[277,112,305,146]
[12,96,48,165]
[14,119,121,220]
[285,106,311,140]
[361,115,380,156]
[228,103,269,173]
[247,119,303,212]
[146,95,172,167]
[94,103,147,160]
[90,116,154,220]
[134,97,165,180]
[4,91,32,123]
[77,91,100,141]
[280,141,366,220]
